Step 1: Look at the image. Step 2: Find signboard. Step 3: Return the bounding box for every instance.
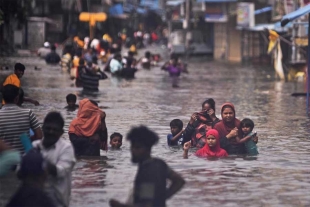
[237,2,255,28]
[205,3,228,22]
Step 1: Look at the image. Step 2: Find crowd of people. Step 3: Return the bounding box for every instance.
[0,27,258,207]
[36,27,188,89]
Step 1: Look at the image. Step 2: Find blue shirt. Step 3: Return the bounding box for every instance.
[167,134,183,146]
[244,132,258,155]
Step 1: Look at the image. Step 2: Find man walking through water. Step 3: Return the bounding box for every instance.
[33,112,76,207]
[110,126,185,207]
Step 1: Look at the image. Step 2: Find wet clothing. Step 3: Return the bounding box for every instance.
[69,99,107,155]
[243,132,258,155]
[110,59,123,74]
[45,51,61,64]
[134,158,172,207]
[80,71,101,92]
[37,47,51,58]
[7,184,55,207]
[0,104,40,153]
[195,129,228,158]
[3,74,20,87]
[0,150,20,177]
[32,138,76,207]
[213,103,246,155]
[167,65,181,77]
[167,133,183,146]
[61,53,72,72]
[182,117,220,148]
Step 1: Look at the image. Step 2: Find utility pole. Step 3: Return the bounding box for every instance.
[184,0,191,59]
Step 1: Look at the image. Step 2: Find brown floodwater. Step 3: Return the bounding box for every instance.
[0,46,310,207]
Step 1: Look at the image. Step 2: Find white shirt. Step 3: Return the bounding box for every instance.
[109,59,123,74]
[33,138,76,207]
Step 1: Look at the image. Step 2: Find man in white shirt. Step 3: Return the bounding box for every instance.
[109,53,123,75]
[33,112,76,207]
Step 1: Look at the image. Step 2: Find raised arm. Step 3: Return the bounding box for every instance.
[166,168,185,199]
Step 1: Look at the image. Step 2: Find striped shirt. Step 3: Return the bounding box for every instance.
[0,104,40,153]
[81,72,101,92]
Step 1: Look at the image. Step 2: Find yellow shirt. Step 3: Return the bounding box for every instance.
[102,34,112,44]
[3,74,20,87]
[2,74,20,104]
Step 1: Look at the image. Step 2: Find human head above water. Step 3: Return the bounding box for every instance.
[202,98,215,111]
[42,112,64,148]
[110,132,123,149]
[2,84,19,104]
[66,93,77,107]
[14,63,25,79]
[221,102,235,123]
[240,118,254,134]
[170,119,183,136]
[127,126,159,163]
[51,45,56,51]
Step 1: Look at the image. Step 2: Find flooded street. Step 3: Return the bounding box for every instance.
[1,47,310,207]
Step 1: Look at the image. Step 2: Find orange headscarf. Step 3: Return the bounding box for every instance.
[69,99,103,137]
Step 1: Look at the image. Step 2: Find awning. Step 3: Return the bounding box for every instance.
[281,4,310,26]
[254,6,272,15]
[167,0,185,6]
[196,0,237,3]
[109,4,124,16]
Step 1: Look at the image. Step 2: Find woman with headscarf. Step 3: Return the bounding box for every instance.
[69,99,108,156]
[182,98,220,148]
[213,102,247,155]
[183,129,227,158]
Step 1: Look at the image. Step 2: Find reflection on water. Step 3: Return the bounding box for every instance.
[1,50,310,206]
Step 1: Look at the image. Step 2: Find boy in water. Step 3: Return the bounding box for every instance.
[167,119,184,146]
[65,94,79,111]
[235,118,258,155]
[161,57,183,87]
[109,126,185,207]
[109,132,123,150]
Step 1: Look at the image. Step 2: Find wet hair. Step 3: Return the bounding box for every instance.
[128,51,135,57]
[145,51,151,58]
[202,98,215,111]
[110,132,123,141]
[66,93,77,103]
[170,53,179,60]
[79,58,85,66]
[127,126,159,149]
[114,53,121,59]
[51,45,56,50]
[240,118,255,131]
[43,111,64,129]
[2,84,19,103]
[15,63,25,71]
[170,119,183,130]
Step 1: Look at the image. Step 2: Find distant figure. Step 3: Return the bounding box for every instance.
[183,129,228,159]
[6,149,55,207]
[37,42,51,58]
[167,119,184,146]
[161,57,183,88]
[109,132,123,150]
[140,51,151,69]
[110,53,123,75]
[65,94,79,111]
[1,63,40,106]
[235,118,258,156]
[61,45,72,72]
[45,45,61,65]
[109,126,185,207]
[32,112,76,207]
